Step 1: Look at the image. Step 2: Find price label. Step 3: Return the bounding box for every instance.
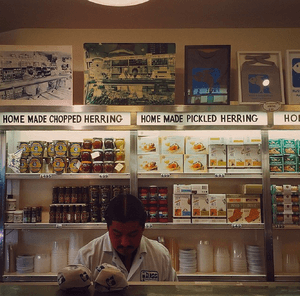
[231,224,242,228]
[40,174,52,179]
[56,224,63,228]
[99,174,109,179]
[214,173,225,178]
[161,173,170,178]
[145,223,153,229]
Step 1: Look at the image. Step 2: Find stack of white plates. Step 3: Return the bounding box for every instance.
[16,255,34,273]
[231,242,247,273]
[246,245,265,274]
[179,249,197,274]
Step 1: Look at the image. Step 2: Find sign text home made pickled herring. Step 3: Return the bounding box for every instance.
[0,112,131,126]
[137,112,267,126]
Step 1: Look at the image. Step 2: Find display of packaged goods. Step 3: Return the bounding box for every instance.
[185,136,208,154]
[184,154,207,173]
[137,136,159,154]
[160,154,183,173]
[161,136,184,154]
[269,139,283,155]
[226,194,244,224]
[241,184,263,195]
[244,145,261,167]
[283,139,296,155]
[192,194,209,217]
[269,156,284,166]
[273,213,299,225]
[244,197,261,223]
[138,154,160,173]
[208,145,226,167]
[270,164,284,173]
[173,194,191,218]
[227,145,245,168]
[209,194,227,218]
[173,184,192,195]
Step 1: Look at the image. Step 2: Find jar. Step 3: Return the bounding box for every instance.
[114,161,125,173]
[91,149,104,161]
[139,187,149,205]
[104,149,114,161]
[71,187,78,203]
[54,140,69,157]
[6,211,14,223]
[158,206,168,222]
[62,205,68,223]
[31,207,37,223]
[103,161,114,173]
[82,138,93,150]
[79,161,92,173]
[58,187,65,204]
[89,186,99,204]
[53,157,67,174]
[75,205,81,223]
[28,157,42,173]
[68,206,75,223]
[81,206,88,223]
[30,141,44,157]
[82,187,89,204]
[149,206,158,222]
[42,158,53,173]
[6,199,16,211]
[93,161,103,173]
[77,187,83,203]
[49,205,56,223]
[47,142,55,157]
[90,205,99,222]
[56,205,63,223]
[158,187,168,205]
[112,185,122,198]
[81,149,92,161]
[13,210,23,223]
[69,142,81,158]
[18,142,30,158]
[115,149,125,161]
[92,137,103,150]
[104,138,114,149]
[20,158,28,173]
[115,138,125,150]
[23,207,31,223]
[69,158,80,173]
[64,187,71,204]
[36,206,42,223]
[123,185,130,195]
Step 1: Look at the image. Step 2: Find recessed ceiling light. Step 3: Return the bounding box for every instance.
[88,0,149,6]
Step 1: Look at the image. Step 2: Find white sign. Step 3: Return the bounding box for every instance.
[0,112,131,126]
[274,112,300,125]
[137,112,268,126]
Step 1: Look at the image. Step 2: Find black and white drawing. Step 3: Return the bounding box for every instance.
[0,45,72,106]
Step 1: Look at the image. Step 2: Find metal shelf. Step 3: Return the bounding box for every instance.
[138,173,262,179]
[274,275,300,282]
[270,173,300,179]
[5,173,130,180]
[4,222,264,230]
[273,225,300,230]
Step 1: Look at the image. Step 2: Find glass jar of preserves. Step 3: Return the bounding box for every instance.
[104,149,114,161]
[54,140,69,157]
[104,138,114,149]
[81,206,88,223]
[67,205,75,223]
[93,161,103,173]
[69,142,81,158]
[89,185,99,204]
[18,142,30,158]
[115,138,125,150]
[28,157,42,173]
[92,137,103,150]
[20,158,28,173]
[52,187,59,204]
[114,161,125,173]
[158,205,168,222]
[139,187,149,205]
[149,206,158,222]
[71,187,78,203]
[30,141,44,157]
[58,187,65,204]
[81,149,92,161]
[92,149,104,161]
[49,205,56,223]
[53,157,66,174]
[62,205,68,223]
[75,205,81,223]
[115,149,125,161]
[69,158,80,173]
[56,205,63,223]
[80,161,92,173]
[103,161,114,173]
[64,187,71,204]
[158,187,168,205]
[82,187,89,204]
[83,138,92,150]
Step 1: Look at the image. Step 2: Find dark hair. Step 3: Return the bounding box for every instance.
[104,194,147,228]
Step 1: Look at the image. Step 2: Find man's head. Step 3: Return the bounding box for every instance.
[105,194,147,256]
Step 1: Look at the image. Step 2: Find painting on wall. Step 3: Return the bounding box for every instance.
[84,43,175,105]
[185,45,231,105]
[237,51,285,105]
[285,50,300,105]
[0,45,73,106]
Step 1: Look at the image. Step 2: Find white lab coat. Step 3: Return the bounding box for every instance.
[73,232,178,282]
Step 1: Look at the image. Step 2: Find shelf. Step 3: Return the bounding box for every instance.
[273,225,300,230]
[4,222,264,230]
[270,173,300,179]
[274,275,300,282]
[5,173,130,180]
[138,173,262,179]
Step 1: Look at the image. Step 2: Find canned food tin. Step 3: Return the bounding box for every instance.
[18,142,30,158]
[69,158,81,173]
[14,210,23,223]
[20,158,28,173]
[28,157,42,173]
[54,140,69,157]
[69,142,81,158]
[5,211,14,223]
[6,199,16,211]
[30,141,44,157]
[47,142,55,157]
[53,157,67,173]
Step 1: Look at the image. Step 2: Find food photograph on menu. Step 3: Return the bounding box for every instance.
[0,45,73,106]
[84,43,175,105]
[185,45,231,105]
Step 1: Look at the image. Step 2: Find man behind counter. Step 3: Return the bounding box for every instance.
[74,194,178,282]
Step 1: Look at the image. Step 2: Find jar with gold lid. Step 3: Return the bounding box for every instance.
[115,138,125,150]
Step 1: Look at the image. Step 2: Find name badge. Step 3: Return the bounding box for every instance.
[140,270,159,281]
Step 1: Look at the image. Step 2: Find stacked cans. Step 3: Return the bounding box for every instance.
[138,186,169,223]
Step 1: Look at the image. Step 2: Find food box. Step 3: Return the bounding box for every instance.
[270,164,283,173]
[160,154,183,173]
[283,139,296,155]
[192,194,209,217]
[185,136,208,154]
[269,156,284,166]
[273,213,299,225]
[226,194,244,223]
[208,145,226,167]
[244,135,262,145]
[269,139,283,156]
[227,136,244,145]
[173,184,192,195]
[227,145,245,168]
[184,154,207,173]
[191,184,209,194]
[173,194,191,218]
[243,196,261,223]
[209,194,226,217]
[241,184,262,195]
[209,136,225,145]
[160,136,184,154]
[138,154,160,173]
[244,145,261,167]
[137,136,159,154]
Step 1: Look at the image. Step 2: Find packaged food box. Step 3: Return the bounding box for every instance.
[269,156,284,166]
[173,184,192,195]
[185,136,208,154]
[284,164,297,173]
[161,136,184,154]
[137,136,159,154]
[192,194,209,217]
[241,184,262,195]
[173,194,191,218]
[273,213,299,225]
[184,154,207,173]
[270,164,283,173]
[160,154,183,173]
[209,194,226,217]
[269,139,283,156]
[208,145,226,167]
[138,154,160,173]
[244,145,261,167]
[227,145,245,168]
[209,136,225,145]
[283,139,296,155]
[191,184,209,194]
[244,197,261,223]
[226,194,244,223]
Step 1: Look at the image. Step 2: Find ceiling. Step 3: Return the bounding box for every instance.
[0,0,299,34]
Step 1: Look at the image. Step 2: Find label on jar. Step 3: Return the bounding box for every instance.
[53,157,66,173]
[69,143,81,158]
[114,162,124,173]
[55,141,68,157]
[30,142,43,157]
[29,157,42,173]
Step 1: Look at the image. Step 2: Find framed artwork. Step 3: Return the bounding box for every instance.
[0,45,73,106]
[237,51,285,105]
[84,43,175,105]
[185,45,231,105]
[285,50,300,105]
